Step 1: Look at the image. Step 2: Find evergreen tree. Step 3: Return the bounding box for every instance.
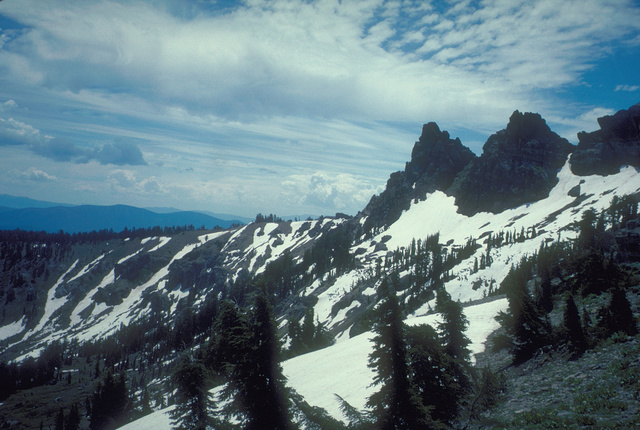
[598,288,638,337]
[287,317,302,354]
[405,324,456,426]
[89,369,130,430]
[496,265,551,364]
[301,307,316,349]
[244,293,293,430]
[367,286,439,429]
[65,403,80,430]
[169,355,216,430]
[219,294,293,429]
[563,294,587,357]
[55,407,65,430]
[435,289,471,362]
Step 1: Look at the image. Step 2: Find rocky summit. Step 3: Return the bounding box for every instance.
[448,110,574,216]
[571,103,640,176]
[361,122,475,233]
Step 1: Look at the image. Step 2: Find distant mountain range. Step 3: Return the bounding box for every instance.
[0,195,247,233]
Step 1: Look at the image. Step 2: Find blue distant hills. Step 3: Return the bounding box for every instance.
[0,194,247,233]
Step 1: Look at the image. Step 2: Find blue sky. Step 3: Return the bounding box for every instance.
[0,0,639,218]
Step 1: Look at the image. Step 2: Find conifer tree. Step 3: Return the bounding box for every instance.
[65,403,80,430]
[367,282,439,429]
[435,289,471,362]
[563,294,587,357]
[89,369,130,430]
[169,355,215,430]
[434,289,472,419]
[219,293,293,429]
[405,324,455,426]
[496,265,551,364]
[244,293,293,430]
[598,288,638,337]
[301,307,316,349]
[55,407,65,430]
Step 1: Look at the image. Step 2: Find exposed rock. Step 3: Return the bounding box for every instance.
[570,103,640,175]
[405,122,477,197]
[448,111,574,216]
[361,123,475,233]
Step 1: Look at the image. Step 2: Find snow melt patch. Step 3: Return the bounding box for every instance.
[66,254,105,283]
[69,269,116,328]
[75,242,201,342]
[0,317,26,341]
[25,260,79,339]
[314,270,362,326]
[148,237,171,253]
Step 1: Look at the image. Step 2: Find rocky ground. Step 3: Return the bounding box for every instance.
[470,282,640,429]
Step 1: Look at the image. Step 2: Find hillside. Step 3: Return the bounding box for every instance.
[0,103,639,429]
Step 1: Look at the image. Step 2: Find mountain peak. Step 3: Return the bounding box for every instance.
[449,110,574,215]
[571,102,640,175]
[405,122,476,192]
[361,122,475,233]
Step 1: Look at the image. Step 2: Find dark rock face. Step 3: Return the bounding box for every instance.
[405,122,477,197]
[361,123,475,234]
[448,111,574,216]
[570,103,640,176]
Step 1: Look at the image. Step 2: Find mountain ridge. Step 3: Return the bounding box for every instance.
[0,203,244,233]
[0,102,639,429]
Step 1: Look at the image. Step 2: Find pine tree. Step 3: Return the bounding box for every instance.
[367,287,439,429]
[65,403,80,430]
[405,324,455,426]
[169,355,215,430]
[244,293,293,430]
[434,289,472,419]
[435,289,471,362]
[219,293,293,429]
[496,265,551,364]
[301,307,316,349]
[563,294,587,357]
[89,369,130,430]
[599,288,638,337]
[55,407,65,430]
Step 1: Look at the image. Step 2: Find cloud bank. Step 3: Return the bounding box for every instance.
[0,0,639,216]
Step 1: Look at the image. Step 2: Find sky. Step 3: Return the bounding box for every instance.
[0,0,639,218]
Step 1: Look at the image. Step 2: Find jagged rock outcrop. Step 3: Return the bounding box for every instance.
[361,123,475,234]
[570,103,640,175]
[448,111,574,216]
[405,122,477,195]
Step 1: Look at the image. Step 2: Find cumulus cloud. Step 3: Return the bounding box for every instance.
[0,100,18,112]
[107,169,165,195]
[0,117,43,146]
[281,172,383,215]
[12,167,58,182]
[94,140,146,165]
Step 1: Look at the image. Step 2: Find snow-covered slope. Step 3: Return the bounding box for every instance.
[115,158,640,427]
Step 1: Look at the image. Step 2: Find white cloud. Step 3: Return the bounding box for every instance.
[281,172,383,215]
[107,169,167,195]
[0,117,43,146]
[1,0,639,215]
[0,100,18,111]
[2,0,637,130]
[15,167,58,182]
[615,84,640,92]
